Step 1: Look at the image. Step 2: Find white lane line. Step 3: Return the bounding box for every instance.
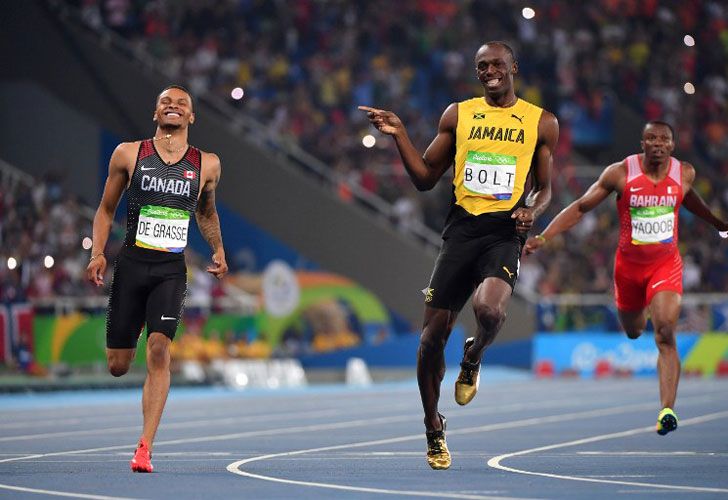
[2,400,533,465]
[0,393,720,466]
[0,389,640,443]
[0,397,438,442]
[0,483,138,500]
[6,383,716,443]
[487,410,728,494]
[577,451,719,456]
[615,489,687,495]
[0,407,295,431]
[228,472,528,500]
[0,414,418,465]
[0,407,352,443]
[0,393,406,430]
[224,395,721,498]
[582,475,655,479]
[228,442,531,500]
[0,381,694,428]
[0,415,443,500]
[0,399,416,434]
[0,410,464,463]
[0,379,662,429]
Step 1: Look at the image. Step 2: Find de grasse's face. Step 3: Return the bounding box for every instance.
[154,89,194,129]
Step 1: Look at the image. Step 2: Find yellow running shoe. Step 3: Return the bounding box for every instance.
[425,413,451,470]
[455,337,480,406]
[656,407,678,436]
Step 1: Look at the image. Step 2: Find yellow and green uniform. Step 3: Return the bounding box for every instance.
[444,97,543,233]
[425,96,544,311]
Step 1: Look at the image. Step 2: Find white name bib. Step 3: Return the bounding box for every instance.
[463,151,516,200]
[630,206,674,245]
[135,205,190,253]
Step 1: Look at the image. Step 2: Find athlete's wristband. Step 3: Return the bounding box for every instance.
[89,252,105,262]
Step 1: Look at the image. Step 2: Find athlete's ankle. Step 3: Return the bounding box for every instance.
[139,437,153,451]
[424,417,443,432]
[462,350,481,366]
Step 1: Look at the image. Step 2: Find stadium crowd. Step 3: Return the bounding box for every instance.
[67,0,728,295]
[0,172,223,305]
[0,173,98,303]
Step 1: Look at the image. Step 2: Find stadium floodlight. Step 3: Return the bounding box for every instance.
[231,87,245,100]
[82,236,93,250]
[684,35,695,47]
[522,7,535,19]
[684,82,695,95]
[7,257,17,270]
[44,255,55,269]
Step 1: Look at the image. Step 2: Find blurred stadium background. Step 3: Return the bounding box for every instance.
[1,0,728,390]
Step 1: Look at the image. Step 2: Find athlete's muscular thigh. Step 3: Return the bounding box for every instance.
[426,236,481,313]
[107,255,148,349]
[145,259,186,340]
[475,236,523,289]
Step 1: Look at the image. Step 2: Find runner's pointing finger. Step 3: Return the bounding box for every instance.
[358,105,380,113]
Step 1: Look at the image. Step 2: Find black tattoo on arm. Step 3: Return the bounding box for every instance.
[195,177,223,253]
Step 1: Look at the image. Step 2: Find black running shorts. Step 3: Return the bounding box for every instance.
[106,249,187,349]
[425,222,524,312]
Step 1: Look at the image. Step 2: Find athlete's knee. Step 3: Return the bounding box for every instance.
[107,359,130,377]
[147,335,171,370]
[619,310,647,340]
[418,330,447,357]
[653,323,677,349]
[625,328,643,340]
[473,302,506,332]
[419,309,454,354]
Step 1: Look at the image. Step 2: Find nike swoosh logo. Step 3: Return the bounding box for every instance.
[629,187,643,192]
[141,166,156,171]
[651,279,667,289]
[161,315,176,321]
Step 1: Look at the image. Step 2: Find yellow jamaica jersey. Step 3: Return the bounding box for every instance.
[453,97,543,215]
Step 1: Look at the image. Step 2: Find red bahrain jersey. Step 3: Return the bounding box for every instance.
[616,154,683,264]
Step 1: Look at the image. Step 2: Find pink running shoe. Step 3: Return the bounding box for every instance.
[130,439,153,473]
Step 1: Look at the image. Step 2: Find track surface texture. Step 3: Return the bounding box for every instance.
[1,373,726,499]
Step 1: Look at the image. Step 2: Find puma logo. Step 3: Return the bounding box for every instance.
[511,114,524,123]
[502,266,514,279]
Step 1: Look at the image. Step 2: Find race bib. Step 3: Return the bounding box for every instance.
[630,206,674,245]
[135,205,190,252]
[463,151,516,200]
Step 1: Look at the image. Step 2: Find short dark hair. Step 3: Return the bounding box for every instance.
[644,120,675,140]
[483,41,516,63]
[157,85,194,109]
